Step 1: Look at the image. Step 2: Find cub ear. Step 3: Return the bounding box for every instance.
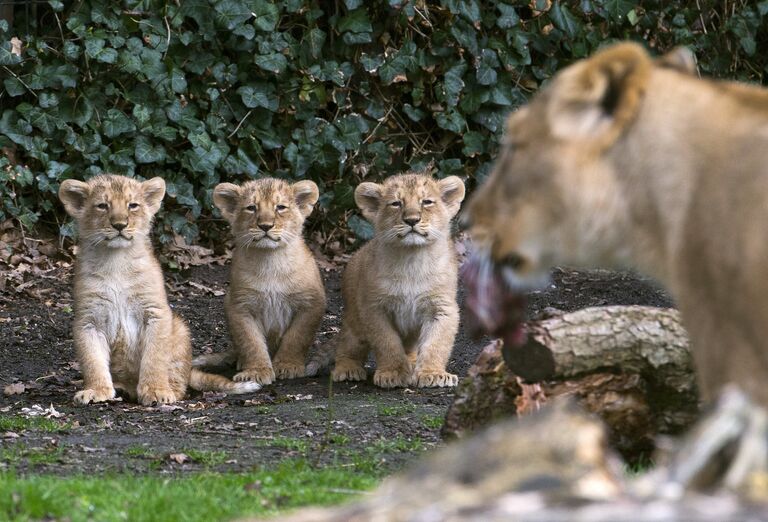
[657,46,697,75]
[213,183,241,223]
[291,180,319,218]
[59,179,90,218]
[438,176,466,218]
[354,182,382,223]
[141,177,166,215]
[546,42,651,146]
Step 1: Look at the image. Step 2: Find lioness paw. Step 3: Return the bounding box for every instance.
[234,367,275,385]
[139,388,178,406]
[414,371,458,388]
[273,361,305,380]
[332,363,367,382]
[74,387,116,405]
[373,369,411,388]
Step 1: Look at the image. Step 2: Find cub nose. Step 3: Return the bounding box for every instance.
[112,222,127,231]
[258,223,274,232]
[403,217,420,227]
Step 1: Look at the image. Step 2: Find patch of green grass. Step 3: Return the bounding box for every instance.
[266,436,310,453]
[124,446,153,459]
[0,459,380,522]
[184,449,229,467]
[421,414,444,429]
[0,416,67,433]
[376,403,416,417]
[624,455,655,476]
[1,445,64,467]
[327,433,350,445]
[370,435,425,454]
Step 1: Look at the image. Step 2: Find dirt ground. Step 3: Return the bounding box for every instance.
[0,262,671,475]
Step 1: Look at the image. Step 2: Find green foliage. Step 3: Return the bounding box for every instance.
[2,1,768,248]
[0,459,379,521]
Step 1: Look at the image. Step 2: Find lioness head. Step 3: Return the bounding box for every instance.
[460,43,695,346]
[355,173,465,247]
[213,178,319,250]
[59,175,166,249]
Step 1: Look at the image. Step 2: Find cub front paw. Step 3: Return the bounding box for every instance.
[414,371,458,388]
[234,367,275,385]
[373,369,411,388]
[138,388,178,406]
[332,362,367,382]
[73,387,116,405]
[273,361,306,380]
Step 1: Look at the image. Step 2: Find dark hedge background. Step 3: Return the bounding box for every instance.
[1,0,767,253]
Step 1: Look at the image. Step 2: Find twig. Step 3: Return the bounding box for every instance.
[2,66,37,98]
[227,109,253,139]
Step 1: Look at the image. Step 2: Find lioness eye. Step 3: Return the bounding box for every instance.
[276,204,288,211]
[245,205,257,212]
[422,199,434,206]
[389,201,402,208]
[128,202,139,210]
[96,203,108,210]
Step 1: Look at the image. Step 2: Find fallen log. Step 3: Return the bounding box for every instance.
[444,306,700,461]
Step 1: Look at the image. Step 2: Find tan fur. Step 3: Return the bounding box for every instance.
[332,173,466,388]
[464,42,768,406]
[194,178,325,384]
[59,175,259,405]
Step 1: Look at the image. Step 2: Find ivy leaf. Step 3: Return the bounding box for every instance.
[497,4,520,29]
[254,52,288,74]
[214,0,251,30]
[252,1,280,32]
[476,49,499,86]
[462,131,485,157]
[551,3,583,39]
[348,214,373,241]
[3,78,25,96]
[0,40,22,65]
[102,109,136,138]
[435,110,466,134]
[237,83,279,111]
[135,136,167,164]
[338,8,372,33]
[601,0,635,22]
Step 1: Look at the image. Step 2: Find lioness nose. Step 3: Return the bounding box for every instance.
[258,223,274,232]
[404,217,420,227]
[112,222,127,231]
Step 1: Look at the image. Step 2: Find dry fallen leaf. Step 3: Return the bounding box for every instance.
[169,453,190,464]
[3,382,25,396]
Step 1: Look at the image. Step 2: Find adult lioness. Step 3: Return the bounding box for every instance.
[193,178,325,384]
[59,175,259,405]
[462,42,768,406]
[331,173,465,388]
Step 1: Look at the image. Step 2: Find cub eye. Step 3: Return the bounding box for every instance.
[245,205,257,212]
[128,202,139,210]
[389,201,402,208]
[276,204,288,212]
[96,203,108,210]
[422,199,434,206]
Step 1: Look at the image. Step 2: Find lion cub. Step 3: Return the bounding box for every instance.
[331,173,466,388]
[59,175,259,405]
[193,178,326,384]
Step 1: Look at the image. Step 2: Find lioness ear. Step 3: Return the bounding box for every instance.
[438,176,466,218]
[59,179,90,218]
[213,183,241,223]
[354,182,382,223]
[657,46,697,75]
[291,180,319,218]
[547,42,651,145]
[142,177,166,215]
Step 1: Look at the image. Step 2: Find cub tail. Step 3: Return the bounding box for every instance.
[189,369,261,394]
[305,343,335,377]
[192,350,237,368]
